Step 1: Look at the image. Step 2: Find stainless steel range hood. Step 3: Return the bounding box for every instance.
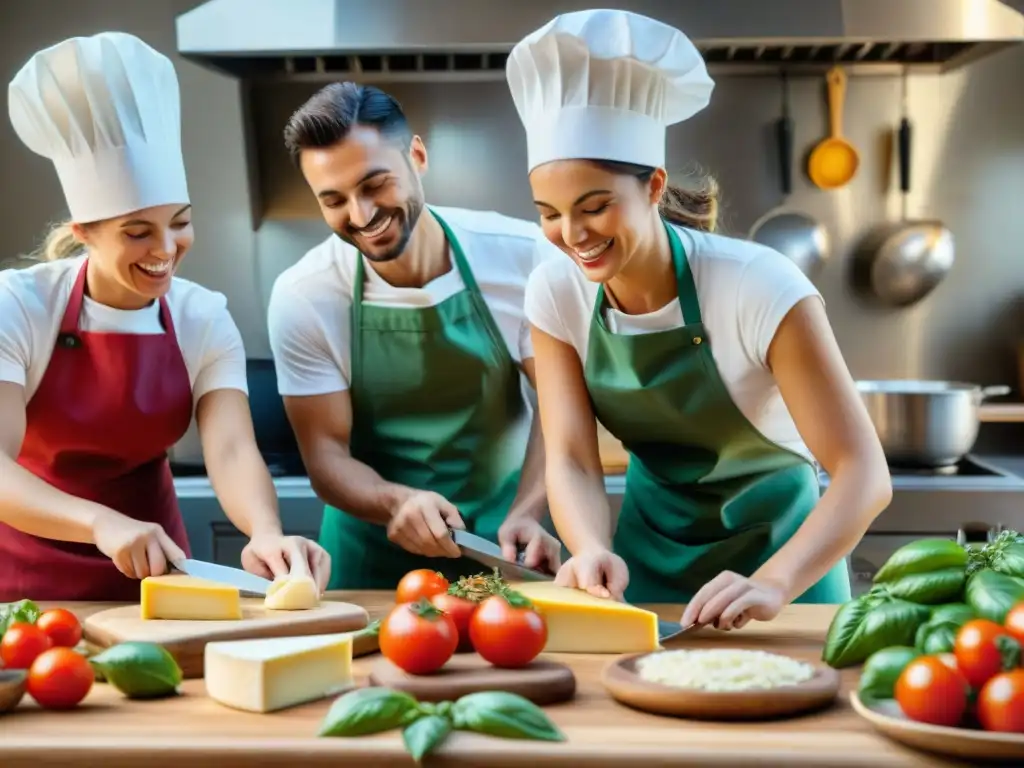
[176,0,1024,80]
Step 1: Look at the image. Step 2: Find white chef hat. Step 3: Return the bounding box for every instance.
[8,31,189,224]
[507,9,714,172]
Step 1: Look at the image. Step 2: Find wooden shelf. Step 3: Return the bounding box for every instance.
[980,404,1024,423]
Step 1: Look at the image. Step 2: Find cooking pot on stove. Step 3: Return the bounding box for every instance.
[856,380,1010,468]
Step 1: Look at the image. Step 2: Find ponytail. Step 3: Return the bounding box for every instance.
[33,221,82,261]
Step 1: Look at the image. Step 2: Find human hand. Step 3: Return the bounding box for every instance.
[92,510,186,580]
[242,533,332,594]
[554,547,629,601]
[387,490,464,558]
[497,516,562,573]
[681,571,787,630]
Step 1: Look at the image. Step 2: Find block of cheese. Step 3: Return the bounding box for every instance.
[140,575,242,620]
[508,581,660,653]
[264,575,319,611]
[204,633,355,713]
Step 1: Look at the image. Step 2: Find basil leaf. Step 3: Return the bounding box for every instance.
[874,539,968,583]
[89,642,182,699]
[823,596,930,668]
[966,569,1024,624]
[403,714,452,761]
[886,568,966,605]
[0,599,41,637]
[451,691,564,742]
[916,622,959,655]
[318,687,420,737]
[928,603,975,627]
[995,635,1022,671]
[858,646,919,702]
[990,543,1024,580]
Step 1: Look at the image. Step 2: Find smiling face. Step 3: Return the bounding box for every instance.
[73,203,193,309]
[298,125,427,262]
[530,160,667,282]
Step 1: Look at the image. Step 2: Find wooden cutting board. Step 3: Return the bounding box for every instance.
[367,653,576,705]
[84,599,369,679]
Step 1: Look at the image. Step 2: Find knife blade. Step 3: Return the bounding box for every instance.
[657,620,702,643]
[450,529,554,582]
[173,559,274,596]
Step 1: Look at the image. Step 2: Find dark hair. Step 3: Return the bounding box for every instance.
[592,160,719,233]
[283,82,412,166]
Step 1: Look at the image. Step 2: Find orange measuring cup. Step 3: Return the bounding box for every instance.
[808,65,859,189]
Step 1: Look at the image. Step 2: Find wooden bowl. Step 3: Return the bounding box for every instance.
[601,650,840,721]
[0,669,27,713]
[850,691,1024,761]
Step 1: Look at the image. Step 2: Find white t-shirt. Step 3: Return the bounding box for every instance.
[0,255,249,408]
[525,224,820,460]
[267,205,554,397]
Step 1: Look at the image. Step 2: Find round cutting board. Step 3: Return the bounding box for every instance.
[601,650,839,720]
[368,654,576,705]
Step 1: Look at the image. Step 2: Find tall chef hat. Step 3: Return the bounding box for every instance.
[507,9,714,172]
[8,31,189,224]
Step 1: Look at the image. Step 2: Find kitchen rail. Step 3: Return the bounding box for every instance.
[0,594,964,767]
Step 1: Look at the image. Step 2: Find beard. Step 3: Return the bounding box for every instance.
[334,195,425,263]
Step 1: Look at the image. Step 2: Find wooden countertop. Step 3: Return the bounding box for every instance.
[0,592,962,768]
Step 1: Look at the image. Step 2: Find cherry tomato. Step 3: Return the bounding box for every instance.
[469,591,547,669]
[895,656,968,727]
[27,647,94,710]
[380,598,458,675]
[954,619,1021,689]
[1003,602,1024,646]
[395,570,449,605]
[978,669,1024,733]
[430,592,478,652]
[1,623,53,669]
[36,608,83,648]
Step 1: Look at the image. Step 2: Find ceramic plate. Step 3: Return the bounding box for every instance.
[850,691,1024,761]
[601,649,840,720]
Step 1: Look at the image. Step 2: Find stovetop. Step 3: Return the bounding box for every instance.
[818,454,1024,492]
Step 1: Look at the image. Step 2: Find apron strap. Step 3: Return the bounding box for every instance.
[60,260,89,335]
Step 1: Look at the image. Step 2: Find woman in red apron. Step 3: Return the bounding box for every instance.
[0,32,329,601]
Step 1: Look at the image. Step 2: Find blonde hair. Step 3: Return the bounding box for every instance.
[591,160,719,233]
[31,221,83,262]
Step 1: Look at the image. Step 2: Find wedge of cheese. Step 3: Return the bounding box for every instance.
[204,633,355,713]
[264,575,319,611]
[508,581,660,653]
[140,575,242,620]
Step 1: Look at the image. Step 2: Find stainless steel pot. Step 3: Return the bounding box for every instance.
[856,380,1010,468]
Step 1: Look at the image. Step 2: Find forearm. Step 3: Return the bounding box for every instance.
[753,459,892,601]
[205,441,284,538]
[307,444,412,526]
[0,453,108,543]
[504,413,548,521]
[547,454,615,553]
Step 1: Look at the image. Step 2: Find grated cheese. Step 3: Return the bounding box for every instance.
[635,649,816,691]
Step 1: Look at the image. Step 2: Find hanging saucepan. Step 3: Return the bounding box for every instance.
[866,71,954,307]
[749,72,830,279]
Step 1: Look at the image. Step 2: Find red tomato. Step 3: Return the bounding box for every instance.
[469,592,547,669]
[430,592,478,652]
[395,570,449,605]
[978,669,1024,733]
[1003,602,1024,646]
[379,598,458,675]
[27,647,94,710]
[36,608,82,648]
[954,619,1021,689]
[1,623,53,669]
[895,656,969,727]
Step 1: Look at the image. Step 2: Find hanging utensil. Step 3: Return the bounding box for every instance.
[808,65,859,189]
[867,70,954,307]
[749,72,830,279]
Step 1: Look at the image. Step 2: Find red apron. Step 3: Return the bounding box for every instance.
[0,260,193,601]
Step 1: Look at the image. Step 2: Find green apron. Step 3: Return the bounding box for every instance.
[585,221,851,605]
[319,210,530,589]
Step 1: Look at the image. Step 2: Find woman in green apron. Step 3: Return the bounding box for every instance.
[505,10,892,630]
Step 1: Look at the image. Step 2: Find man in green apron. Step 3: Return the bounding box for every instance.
[503,10,892,629]
[267,82,562,589]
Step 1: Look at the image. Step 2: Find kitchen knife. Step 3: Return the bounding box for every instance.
[449,529,698,642]
[173,559,274,596]
[450,528,554,582]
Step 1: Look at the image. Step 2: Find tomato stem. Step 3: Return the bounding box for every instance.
[996,634,1022,671]
[410,598,448,621]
